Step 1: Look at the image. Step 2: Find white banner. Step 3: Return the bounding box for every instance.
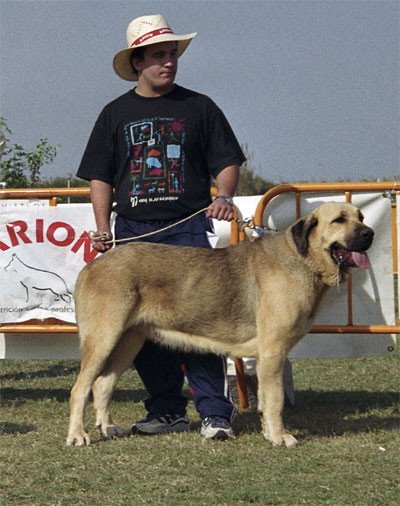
[0,201,98,323]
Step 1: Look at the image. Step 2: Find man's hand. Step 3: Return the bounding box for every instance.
[206,197,234,221]
[208,165,239,221]
[90,230,113,252]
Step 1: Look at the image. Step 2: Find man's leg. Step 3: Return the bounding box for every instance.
[115,216,190,435]
[117,213,235,438]
[183,351,235,440]
[131,340,190,435]
[166,213,235,439]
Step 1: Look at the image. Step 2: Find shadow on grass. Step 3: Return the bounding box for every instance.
[2,387,398,439]
[0,421,36,435]
[233,389,399,439]
[1,387,149,404]
[0,363,80,381]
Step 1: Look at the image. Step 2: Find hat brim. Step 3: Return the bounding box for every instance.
[113,33,197,81]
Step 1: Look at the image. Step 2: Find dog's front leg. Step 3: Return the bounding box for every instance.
[256,351,297,448]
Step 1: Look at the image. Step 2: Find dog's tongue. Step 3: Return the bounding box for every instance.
[350,251,370,269]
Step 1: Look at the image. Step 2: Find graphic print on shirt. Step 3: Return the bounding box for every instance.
[125,117,185,207]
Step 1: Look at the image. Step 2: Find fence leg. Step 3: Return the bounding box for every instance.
[234,358,249,409]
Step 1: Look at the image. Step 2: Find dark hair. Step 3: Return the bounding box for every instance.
[130,47,145,72]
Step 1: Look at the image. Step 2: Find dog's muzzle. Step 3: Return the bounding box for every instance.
[331,226,374,269]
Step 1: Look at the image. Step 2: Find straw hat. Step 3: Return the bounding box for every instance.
[113,14,197,81]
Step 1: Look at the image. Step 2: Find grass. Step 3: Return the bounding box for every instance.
[1,353,399,505]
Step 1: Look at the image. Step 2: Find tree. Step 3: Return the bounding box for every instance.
[0,117,59,188]
[235,143,275,196]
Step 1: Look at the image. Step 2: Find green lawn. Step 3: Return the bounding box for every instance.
[1,353,399,505]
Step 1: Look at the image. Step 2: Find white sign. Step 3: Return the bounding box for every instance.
[0,202,98,323]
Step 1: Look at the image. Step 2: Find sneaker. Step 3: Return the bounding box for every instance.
[200,416,235,440]
[131,413,190,436]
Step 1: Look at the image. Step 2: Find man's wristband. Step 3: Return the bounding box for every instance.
[215,195,234,205]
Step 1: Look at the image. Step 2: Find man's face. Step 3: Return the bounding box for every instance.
[133,41,178,94]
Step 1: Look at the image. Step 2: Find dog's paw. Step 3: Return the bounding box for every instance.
[264,431,298,448]
[101,424,131,440]
[66,431,91,447]
[281,433,298,448]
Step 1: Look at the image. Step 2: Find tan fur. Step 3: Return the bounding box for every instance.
[66,202,373,447]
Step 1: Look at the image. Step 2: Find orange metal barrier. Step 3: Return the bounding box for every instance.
[1,183,399,410]
[232,181,399,408]
[252,181,400,334]
[0,187,91,204]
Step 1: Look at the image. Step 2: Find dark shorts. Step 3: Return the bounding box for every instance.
[114,212,213,248]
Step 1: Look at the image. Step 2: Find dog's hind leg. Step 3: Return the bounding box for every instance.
[66,328,127,447]
[92,327,146,440]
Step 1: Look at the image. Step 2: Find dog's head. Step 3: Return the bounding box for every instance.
[290,202,374,285]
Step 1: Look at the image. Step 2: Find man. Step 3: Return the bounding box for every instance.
[77,14,246,440]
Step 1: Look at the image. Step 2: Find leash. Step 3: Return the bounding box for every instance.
[89,207,214,246]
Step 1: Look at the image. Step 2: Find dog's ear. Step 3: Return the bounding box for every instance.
[291,215,318,255]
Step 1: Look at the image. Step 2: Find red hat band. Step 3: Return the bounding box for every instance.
[130,28,174,48]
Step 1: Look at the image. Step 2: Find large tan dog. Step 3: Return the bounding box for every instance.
[67,202,374,447]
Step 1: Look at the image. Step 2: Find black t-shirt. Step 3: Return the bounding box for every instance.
[77,85,245,220]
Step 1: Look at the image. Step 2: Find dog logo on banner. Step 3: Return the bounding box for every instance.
[4,253,73,304]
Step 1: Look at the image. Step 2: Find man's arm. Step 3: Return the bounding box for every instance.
[90,179,114,252]
[206,165,240,221]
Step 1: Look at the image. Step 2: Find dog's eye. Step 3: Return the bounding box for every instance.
[332,216,346,224]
